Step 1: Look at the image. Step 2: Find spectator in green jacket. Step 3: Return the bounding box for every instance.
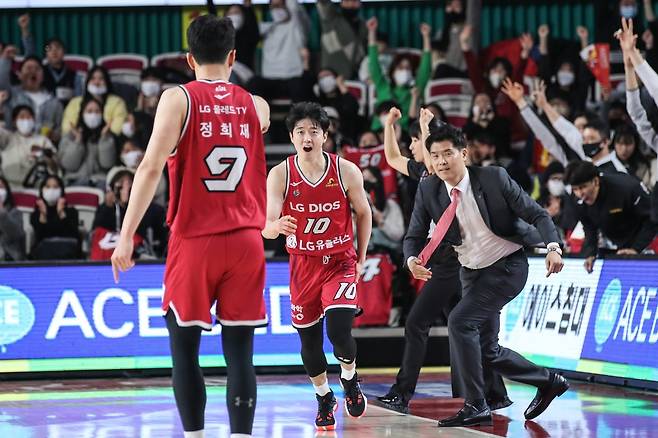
[367,17,432,131]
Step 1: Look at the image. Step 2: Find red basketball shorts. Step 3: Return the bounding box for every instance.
[162,228,267,329]
[289,247,358,328]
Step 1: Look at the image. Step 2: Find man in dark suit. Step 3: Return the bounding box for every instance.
[404,124,569,427]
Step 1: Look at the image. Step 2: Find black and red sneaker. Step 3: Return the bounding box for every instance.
[315,390,338,431]
[340,373,367,418]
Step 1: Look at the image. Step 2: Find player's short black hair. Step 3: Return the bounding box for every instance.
[187,14,235,65]
[564,160,599,186]
[584,118,609,140]
[409,119,442,140]
[285,102,331,133]
[425,123,467,152]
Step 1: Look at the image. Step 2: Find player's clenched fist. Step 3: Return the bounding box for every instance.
[275,215,297,236]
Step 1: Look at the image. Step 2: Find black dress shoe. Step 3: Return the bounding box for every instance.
[376,391,409,414]
[524,373,569,420]
[437,402,492,427]
[487,396,513,411]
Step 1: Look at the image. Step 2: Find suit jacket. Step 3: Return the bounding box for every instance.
[403,166,561,263]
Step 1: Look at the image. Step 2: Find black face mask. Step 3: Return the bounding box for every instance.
[582,141,602,158]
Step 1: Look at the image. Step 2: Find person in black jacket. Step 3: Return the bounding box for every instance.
[30,175,80,259]
[565,160,658,273]
[42,37,81,105]
[224,1,260,71]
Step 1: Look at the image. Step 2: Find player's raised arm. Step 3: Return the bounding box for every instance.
[262,162,297,239]
[340,158,372,275]
[111,86,186,282]
[383,107,410,175]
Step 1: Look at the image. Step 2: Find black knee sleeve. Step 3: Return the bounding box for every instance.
[165,310,206,432]
[326,309,357,365]
[297,322,328,377]
[222,325,257,435]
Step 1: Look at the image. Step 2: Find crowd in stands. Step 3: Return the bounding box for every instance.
[1,0,658,326]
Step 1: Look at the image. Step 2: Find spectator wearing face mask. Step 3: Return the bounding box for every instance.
[612,123,655,188]
[316,69,359,142]
[30,175,81,259]
[536,24,593,114]
[462,92,511,158]
[247,0,312,103]
[42,37,83,105]
[537,161,578,244]
[59,96,117,187]
[120,111,154,152]
[317,0,367,79]
[110,137,167,207]
[459,25,532,147]
[533,82,628,174]
[61,66,127,137]
[0,103,56,188]
[367,18,432,131]
[0,175,25,261]
[135,67,164,117]
[224,0,260,71]
[0,54,64,143]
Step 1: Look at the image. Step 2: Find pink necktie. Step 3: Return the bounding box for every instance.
[418,187,461,265]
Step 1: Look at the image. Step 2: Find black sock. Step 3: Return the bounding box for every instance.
[222,325,257,435]
[165,311,206,431]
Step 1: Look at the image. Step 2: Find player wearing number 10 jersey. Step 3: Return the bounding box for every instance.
[111,15,270,438]
[263,103,372,431]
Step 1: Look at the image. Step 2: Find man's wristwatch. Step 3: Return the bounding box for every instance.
[547,242,563,256]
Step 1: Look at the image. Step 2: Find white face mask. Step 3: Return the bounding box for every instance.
[16,118,35,135]
[141,80,161,97]
[557,70,575,87]
[547,179,565,197]
[121,150,144,168]
[489,72,503,88]
[83,112,103,129]
[227,13,244,30]
[87,83,107,96]
[318,76,337,94]
[42,187,62,206]
[0,188,7,205]
[393,69,412,87]
[270,8,288,23]
[122,121,135,138]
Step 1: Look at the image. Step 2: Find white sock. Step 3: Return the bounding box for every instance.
[230,434,252,438]
[184,430,204,438]
[341,366,356,381]
[314,381,331,396]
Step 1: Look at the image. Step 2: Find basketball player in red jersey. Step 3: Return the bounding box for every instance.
[263,102,372,431]
[111,15,270,438]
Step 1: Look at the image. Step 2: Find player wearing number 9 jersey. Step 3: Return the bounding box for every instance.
[111,15,270,438]
[263,102,372,431]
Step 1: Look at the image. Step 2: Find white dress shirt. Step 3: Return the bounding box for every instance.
[445,171,522,269]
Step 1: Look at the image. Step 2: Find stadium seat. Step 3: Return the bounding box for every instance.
[63,54,94,73]
[65,186,104,234]
[151,52,190,74]
[424,78,474,128]
[97,53,149,87]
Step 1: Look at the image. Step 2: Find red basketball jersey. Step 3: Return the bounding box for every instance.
[282,152,354,256]
[342,144,398,198]
[166,79,266,237]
